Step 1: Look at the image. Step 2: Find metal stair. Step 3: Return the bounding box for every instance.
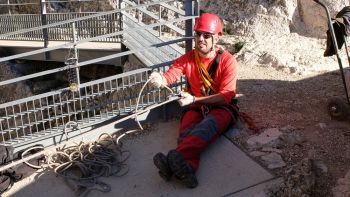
[122,11,185,67]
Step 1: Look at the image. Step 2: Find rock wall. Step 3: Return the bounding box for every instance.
[201,0,349,38]
[0,62,32,104]
[201,0,350,74]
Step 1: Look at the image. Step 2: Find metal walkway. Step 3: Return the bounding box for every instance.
[0,0,198,160]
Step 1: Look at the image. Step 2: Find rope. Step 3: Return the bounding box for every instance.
[0,150,47,173]
[238,112,258,134]
[134,76,174,130]
[116,129,139,145]
[63,121,82,141]
[46,132,131,196]
[20,146,44,169]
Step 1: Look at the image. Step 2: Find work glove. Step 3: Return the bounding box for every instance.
[178,92,195,107]
[149,72,164,88]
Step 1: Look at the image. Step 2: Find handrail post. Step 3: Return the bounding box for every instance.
[119,0,128,65]
[119,0,124,42]
[7,0,11,15]
[137,0,141,23]
[159,4,162,37]
[40,0,50,59]
[185,0,198,52]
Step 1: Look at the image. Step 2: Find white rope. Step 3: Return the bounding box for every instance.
[63,121,82,141]
[134,76,174,130]
[115,129,139,145]
[20,146,44,169]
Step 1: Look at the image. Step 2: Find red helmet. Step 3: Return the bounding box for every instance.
[194,13,222,35]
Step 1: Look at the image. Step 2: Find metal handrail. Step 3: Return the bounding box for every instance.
[0,13,121,42]
[0,37,191,87]
[0,0,178,39]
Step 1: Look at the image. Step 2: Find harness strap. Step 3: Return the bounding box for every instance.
[207,49,224,95]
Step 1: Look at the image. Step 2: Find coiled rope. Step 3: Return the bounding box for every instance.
[46,132,130,196]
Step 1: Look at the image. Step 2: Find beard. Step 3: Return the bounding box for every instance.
[195,42,212,55]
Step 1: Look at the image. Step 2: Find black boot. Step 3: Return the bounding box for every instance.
[167,150,198,188]
[153,152,173,181]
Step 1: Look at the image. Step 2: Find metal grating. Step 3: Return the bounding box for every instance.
[0,12,122,42]
[0,66,183,148]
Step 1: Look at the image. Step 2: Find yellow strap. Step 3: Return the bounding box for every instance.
[194,50,218,95]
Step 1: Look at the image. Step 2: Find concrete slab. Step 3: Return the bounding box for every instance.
[3,120,278,197]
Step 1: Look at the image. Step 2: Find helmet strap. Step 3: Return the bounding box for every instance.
[195,35,216,57]
[210,35,215,51]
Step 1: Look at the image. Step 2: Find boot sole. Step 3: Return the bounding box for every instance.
[153,153,172,181]
[167,150,198,188]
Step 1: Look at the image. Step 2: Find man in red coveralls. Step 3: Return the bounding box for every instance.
[149,13,239,188]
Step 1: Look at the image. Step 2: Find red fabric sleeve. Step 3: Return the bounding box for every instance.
[163,54,189,85]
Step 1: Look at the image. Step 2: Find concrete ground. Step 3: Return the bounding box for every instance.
[3,120,280,197]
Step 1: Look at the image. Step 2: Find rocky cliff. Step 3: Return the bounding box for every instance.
[201,0,350,74]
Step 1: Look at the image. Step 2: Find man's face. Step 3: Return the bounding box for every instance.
[195,31,217,54]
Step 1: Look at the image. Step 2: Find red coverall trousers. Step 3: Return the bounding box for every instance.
[176,106,234,172]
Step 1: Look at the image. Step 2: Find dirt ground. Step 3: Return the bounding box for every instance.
[237,61,350,196]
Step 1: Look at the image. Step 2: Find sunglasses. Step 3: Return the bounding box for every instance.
[194,32,213,39]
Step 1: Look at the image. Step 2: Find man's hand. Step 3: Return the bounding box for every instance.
[149,72,164,88]
[178,92,195,107]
